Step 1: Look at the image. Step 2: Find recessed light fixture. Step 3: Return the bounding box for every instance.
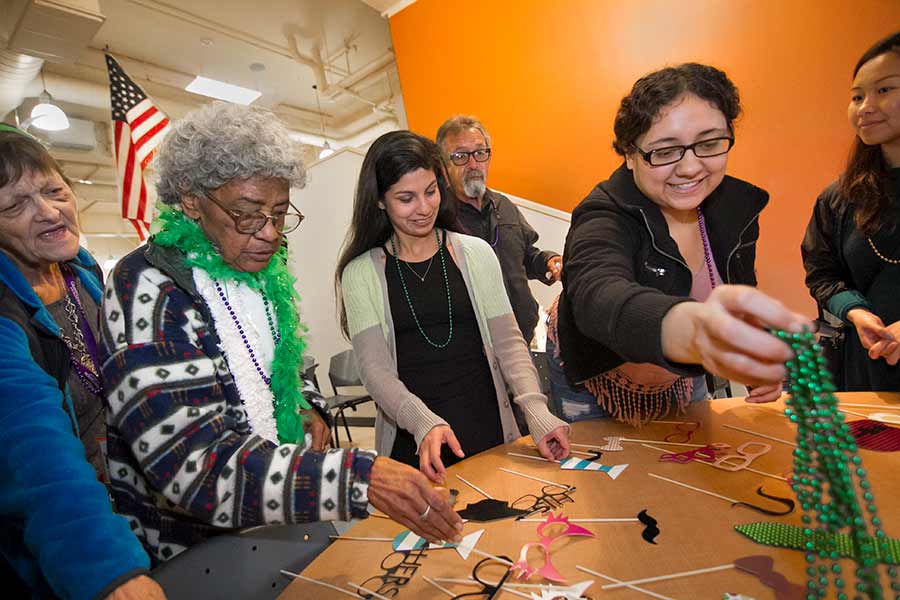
[185,76,261,105]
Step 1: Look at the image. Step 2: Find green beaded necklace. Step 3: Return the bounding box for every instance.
[389,228,453,349]
[736,329,898,599]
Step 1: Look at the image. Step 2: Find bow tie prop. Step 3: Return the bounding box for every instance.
[391,528,485,560]
[735,522,900,564]
[595,554,804,600]
[559,456,629,479]
[507,451,629,480]
[648,473,795,516]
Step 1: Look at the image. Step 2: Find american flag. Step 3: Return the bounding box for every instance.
[105,54,170,240]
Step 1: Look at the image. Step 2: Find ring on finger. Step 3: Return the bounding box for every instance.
[419,505,432,520]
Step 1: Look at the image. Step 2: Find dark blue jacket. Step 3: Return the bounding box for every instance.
[0,248,150,600]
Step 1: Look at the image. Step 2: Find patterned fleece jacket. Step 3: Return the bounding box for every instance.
[99,241,374,563]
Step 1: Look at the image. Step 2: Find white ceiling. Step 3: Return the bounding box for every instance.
[0,0,404,230]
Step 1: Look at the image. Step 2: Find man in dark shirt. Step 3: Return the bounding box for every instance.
[436,115,562,344]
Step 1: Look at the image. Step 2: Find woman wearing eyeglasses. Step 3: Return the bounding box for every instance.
[336,130,570,484]
[99,103,463,564]
[555,63,807,426]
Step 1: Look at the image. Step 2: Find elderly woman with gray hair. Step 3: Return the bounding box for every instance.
[99,102,462,564]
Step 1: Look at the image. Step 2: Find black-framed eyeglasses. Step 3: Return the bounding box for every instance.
[637,136,734,167]
[448,148,492,166]
[204,192,305,234]
[451,556,513,599]
[511,484,577,517]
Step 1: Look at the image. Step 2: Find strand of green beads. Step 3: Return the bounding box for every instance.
[389,229,453,349]
[778,328,899,599]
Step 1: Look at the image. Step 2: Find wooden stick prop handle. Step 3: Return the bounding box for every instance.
[600,563,735,589]
[498,466,572,489]
[279,571,363,599]
[575,565,675,600]
[722,424,797,447]
[456,475,494,499]
[647,473,739,504]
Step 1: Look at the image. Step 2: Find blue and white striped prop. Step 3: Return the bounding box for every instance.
[392,528,485,560]
[559,457,629,479]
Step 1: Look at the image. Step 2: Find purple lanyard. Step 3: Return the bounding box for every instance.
[60,265,103,394]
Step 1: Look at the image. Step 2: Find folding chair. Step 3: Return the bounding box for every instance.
[321,349,372,447]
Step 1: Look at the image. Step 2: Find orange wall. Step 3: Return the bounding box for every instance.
[389,0,900,315]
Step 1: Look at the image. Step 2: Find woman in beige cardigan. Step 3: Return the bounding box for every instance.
[335,131,570,484]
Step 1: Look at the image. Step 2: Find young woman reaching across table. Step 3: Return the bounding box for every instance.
[555,63,808,426]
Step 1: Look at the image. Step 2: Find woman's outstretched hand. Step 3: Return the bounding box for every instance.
[418,425,465,484]
[368,457,463,544]
[662,285,810,387]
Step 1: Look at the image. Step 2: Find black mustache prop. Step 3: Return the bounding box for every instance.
[637,509,660,544]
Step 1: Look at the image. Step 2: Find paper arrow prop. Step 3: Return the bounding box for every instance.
[392,528,485,560]
[559,457,628,479]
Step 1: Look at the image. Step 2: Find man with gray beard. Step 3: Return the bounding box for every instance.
[436,115,562,345]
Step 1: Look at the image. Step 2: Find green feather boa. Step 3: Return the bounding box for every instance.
[152,203,310,443]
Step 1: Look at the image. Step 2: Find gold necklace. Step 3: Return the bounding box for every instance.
[867,237,900,265]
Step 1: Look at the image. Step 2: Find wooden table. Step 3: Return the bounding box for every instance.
[280,392,900,599]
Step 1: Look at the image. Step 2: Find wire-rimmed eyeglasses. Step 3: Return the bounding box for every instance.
[448,148,492,166]
[637,136,734,167]
[204,192,305,234]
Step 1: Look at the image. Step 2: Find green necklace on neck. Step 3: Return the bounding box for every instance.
[152,203,311,443]
[390,228,453,348]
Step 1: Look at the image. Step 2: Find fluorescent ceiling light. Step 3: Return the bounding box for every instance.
[185,76,261,105]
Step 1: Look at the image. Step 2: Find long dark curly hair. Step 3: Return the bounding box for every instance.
[839,31,900,235]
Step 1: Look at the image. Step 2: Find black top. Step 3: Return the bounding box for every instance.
[802,168,900,391]
[455,189,559,344]
[558,163,768,384]
[383,235,503,467]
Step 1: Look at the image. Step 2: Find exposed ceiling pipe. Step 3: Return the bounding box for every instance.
[121,0,347,77]
[288,34,395,113]
[0,50,44,120]
[18,71,397,148]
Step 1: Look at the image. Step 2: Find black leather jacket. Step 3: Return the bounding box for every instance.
[456,189,559,343]
[558,164,768,384]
